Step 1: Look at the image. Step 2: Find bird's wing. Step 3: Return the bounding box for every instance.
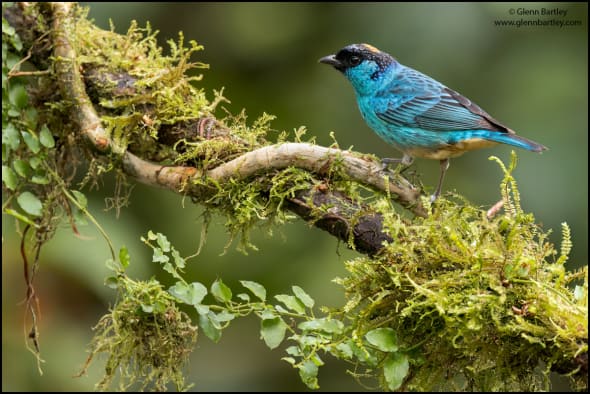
[376,68,511,133]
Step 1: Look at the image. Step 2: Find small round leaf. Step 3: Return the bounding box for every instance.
[17,191,43,217]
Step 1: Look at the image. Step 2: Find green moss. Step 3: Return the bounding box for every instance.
[70,9,211,153]
[79,270,197,391]
[336,153,587,391]
[84,153,586,391]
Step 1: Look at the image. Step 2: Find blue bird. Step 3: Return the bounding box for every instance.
[319,43,547,201]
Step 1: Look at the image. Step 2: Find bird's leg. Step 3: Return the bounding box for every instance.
[381,154,414,174]
[431,158,450,202]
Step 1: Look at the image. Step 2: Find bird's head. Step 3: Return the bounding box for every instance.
[319,43,396,95]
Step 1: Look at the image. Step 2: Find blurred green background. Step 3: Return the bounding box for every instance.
[2,2,587,391]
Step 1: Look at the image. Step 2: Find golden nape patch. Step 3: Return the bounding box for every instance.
[362,43,381,53]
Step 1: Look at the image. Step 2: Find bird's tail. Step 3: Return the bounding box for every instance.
[482,133,548,153]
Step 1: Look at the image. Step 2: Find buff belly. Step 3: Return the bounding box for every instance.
[405,138,500,160]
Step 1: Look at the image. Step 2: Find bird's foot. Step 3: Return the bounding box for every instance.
[380,155,414,174]
[380,157,401,172]
[429,159,450,203]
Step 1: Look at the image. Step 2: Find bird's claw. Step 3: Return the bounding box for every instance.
[380,156,414,174]
[380,158,402,172]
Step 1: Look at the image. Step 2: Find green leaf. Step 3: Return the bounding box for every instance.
[9,84,28,109]
[73,208,88,226]
[349,341,379,367]
[188,282,208,305]
[286,345,301,357]
[3,208,39,227]
[147,230,157,240]
[21,131,40,154]
[206,311,222,329]
[71,190,87,209]
[298,359,319,389]
[236,293,250,302]
[2,123,20,150]
[156,232,171,252]
[169,281,207,306]
[260,317,287,350]
[214,310,235,322]
[198,312,222,343]
[3,21,15,36]
[4,30,22,51]
[16,191,42,217]
[259,309,276,320]
[119,246,130,268]
[211,279,232,303]
[383,352,409,391]
[275,294,305,314]
[13,159,31,178]
[39,125,55,148]
[171,249,185,269]
[365,327,398,352]
[310,353,324,367]
[298,318,344,334]
[105,276,119,289]
[334,342,353,359]
[169,282,191,303]
[28,156,42,169]
[31,174,50,185]
[24,108,38,128]
[2,166,17,190]
[162,262,176,276]
[195,304,209,315]
[292,285,314,308]
[153,248,169,264]
[12,35,22,52]
[274,304,290,314]
[240,280,266,301]
[298,335,322,347]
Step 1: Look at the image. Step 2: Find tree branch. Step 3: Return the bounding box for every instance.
[51,2,111,153]
[45,1,426,258]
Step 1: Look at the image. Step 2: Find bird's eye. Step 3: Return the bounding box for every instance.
[349,55,361,66]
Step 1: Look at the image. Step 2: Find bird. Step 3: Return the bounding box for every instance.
[319,43,547,201]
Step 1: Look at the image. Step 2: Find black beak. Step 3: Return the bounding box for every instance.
[319,54,344,71]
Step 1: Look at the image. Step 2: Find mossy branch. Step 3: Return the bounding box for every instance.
[51,2,110,153]
[45,2,426,257]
